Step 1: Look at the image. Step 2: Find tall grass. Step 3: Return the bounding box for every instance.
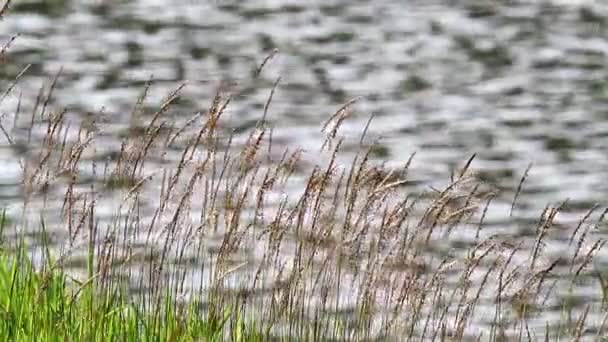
[0,4,607,340]
[0,230,260,341]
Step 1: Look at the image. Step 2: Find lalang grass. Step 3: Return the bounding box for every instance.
[1,5,608,342]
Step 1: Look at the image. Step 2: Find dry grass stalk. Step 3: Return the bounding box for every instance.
[0,0,11,19]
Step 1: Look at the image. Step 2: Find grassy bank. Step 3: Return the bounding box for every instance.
[0,77,604,341]
[1,4,608,341]
[0,234,261,341]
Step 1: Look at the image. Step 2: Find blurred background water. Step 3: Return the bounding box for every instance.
[1,0,608,338]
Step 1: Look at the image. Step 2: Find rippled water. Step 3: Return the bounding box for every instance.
[2,0,608,338]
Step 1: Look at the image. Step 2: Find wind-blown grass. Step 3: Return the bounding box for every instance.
[0,4,608,341]
[0,226,261,341]
[0,243,351,342]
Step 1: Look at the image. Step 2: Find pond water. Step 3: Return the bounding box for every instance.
[1,0,608,339]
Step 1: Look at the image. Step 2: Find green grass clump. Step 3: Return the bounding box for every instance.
[0,244,260,341]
